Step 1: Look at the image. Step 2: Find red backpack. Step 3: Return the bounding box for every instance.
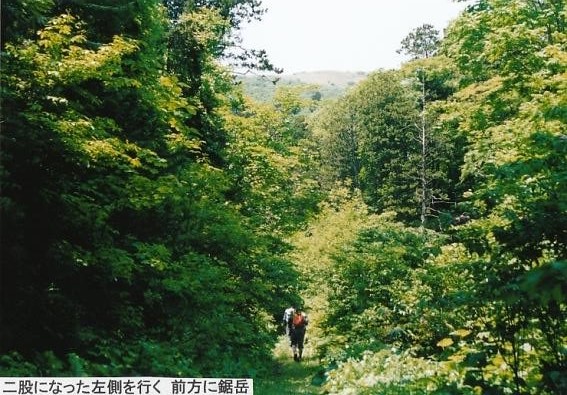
[293,312,305,327]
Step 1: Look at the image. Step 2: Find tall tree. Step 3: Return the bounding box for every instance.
[398,25,443,227]
[332,70,422,221]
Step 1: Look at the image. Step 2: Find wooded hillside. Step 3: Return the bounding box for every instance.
[1,1,565,394]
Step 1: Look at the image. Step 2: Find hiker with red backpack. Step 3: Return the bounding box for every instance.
[289,307,308,362]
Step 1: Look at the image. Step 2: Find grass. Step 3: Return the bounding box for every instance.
[254,335,325,395]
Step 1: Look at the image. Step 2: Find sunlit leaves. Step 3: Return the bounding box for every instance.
[223,88,322,234]
[0,0,302,378]
[451,329,472,338]
[309,3,565,393]
[18,14,140,87]
[440,1,567,393]
[437,338,454,348]
[323,348,477,394]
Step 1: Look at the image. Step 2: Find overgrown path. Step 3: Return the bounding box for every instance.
[255,198,371,394]
[255,336,324,394]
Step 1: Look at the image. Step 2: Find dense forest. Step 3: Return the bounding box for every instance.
[0,0,565,394]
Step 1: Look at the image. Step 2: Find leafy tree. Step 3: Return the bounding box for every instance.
[223,86,323,235]
[398,25,466,228]
[442,0,567,392]
[311,70,423,221]
[163,0,281,73]
[0,0,300,377]
[397,23,441,60]
[313,69,449,221]
[310,100,362,189]
[312,62,466,227]
[309,1,565,393]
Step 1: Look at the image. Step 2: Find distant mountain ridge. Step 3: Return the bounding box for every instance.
[281,70,368,87]
[239,70,369,102]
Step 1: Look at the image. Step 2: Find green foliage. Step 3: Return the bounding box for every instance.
[311,67,467,225]
[348,71,420,219]
[310,101,359,189]
[445,10,567,391]
[310,58,464,229]
[400,55,461,101]
[323,349,477,394]
[397,23,441,60]
[311,70,421,220]
[2,0,565,392]
[304,3,565,394]
[320,214,472,361]
[0,0,303,378]
[223,87,323,235]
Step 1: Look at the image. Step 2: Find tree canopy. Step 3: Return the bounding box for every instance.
[0,0,308,376]
[1,0,565,393]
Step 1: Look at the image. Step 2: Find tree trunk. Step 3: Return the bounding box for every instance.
[420,70,427,229]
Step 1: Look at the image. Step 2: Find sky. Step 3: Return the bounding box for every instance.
[238,0,470,74]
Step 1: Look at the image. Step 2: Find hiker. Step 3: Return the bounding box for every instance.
[290,308,308,362]
[282,306,295,337]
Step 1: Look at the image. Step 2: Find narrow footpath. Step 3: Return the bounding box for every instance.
[255,335,324,394]
[255,204,357,394]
